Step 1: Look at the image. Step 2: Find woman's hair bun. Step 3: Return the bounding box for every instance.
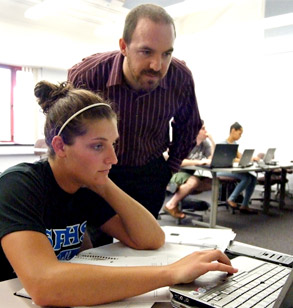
[35,81,72,114]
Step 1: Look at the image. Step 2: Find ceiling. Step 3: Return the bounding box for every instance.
[1,0,292,70]
[1,0,246,69]
[0,0,229,40]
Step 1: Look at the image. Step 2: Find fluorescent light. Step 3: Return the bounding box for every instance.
[24,0,72,20]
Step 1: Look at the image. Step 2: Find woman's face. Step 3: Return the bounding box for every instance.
[63,118,118,190]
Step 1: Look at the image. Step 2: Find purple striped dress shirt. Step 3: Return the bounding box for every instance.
[68,51,202,172]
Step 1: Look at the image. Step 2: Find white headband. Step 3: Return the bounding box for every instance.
[57,103,111,136]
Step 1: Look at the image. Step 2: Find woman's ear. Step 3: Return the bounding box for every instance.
[51,136,66,157]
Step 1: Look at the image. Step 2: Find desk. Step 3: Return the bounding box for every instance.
[182,163,293,227]
[1,241,291,308]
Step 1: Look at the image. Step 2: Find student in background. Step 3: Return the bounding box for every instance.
[0,81,237,306]
[164,121,215,218]
[68,3,202,221]
[218,122,258,214]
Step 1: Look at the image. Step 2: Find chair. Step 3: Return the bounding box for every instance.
[251,168,289,208]
[250,152,291,208]
[34,139,48,159]
[217,176,242,214]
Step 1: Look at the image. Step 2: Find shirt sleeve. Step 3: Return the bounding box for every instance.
[68,56,98,91]
[167,78,202,172]
[68,62,87,89]
[0,172,46,240]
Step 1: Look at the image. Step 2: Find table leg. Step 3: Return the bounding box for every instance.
[263,170,272,214]
[210,173,219,228]
[279,168,287,209]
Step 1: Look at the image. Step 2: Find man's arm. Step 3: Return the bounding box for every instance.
[206,133,216,159]
[168,80,202,172]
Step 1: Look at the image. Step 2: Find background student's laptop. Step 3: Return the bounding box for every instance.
[201,144,238,169]
[233,149,254,168]
[170,255,293,308]
[264,148,277,165]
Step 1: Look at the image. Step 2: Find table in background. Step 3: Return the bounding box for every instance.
[182,162,293,227]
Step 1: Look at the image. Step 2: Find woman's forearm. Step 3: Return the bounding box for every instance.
[91,180,165,249]
[30,262,170,307]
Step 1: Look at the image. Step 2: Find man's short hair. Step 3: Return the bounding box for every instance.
[230,122,242,132]
[122,4,176,45]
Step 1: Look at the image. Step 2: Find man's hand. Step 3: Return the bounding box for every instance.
[196,158,211,166]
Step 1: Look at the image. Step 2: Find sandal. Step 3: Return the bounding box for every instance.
[163,205,185,219]
[226,200,239,209]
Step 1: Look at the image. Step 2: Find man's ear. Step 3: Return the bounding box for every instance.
[119,38,127,56]
[51,136,66,157]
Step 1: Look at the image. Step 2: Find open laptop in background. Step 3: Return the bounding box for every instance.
[233,149,254,168]
[170,255,293,308]
[200,144,238,169]
[263,148,277,165]
[257,148,277,167]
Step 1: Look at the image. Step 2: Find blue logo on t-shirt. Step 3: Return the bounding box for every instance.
[46,221,87,260]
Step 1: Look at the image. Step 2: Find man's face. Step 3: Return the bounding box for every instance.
[120,18,175,92]
[197,125,207,142]
[231,128,243,141]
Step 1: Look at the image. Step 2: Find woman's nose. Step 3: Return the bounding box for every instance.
[106,146,118,165]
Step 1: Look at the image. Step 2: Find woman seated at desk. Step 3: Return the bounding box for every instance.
[218,122,258,214]
[0,81,237,307]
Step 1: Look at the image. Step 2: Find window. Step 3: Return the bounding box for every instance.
[0,64,39,144]
[0,65,19,142]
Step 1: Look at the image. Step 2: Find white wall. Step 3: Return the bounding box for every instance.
[172,0,293,189]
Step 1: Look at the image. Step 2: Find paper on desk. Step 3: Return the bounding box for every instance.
[162,226,236,252]
[70,253,169,266]
[68,253,171,307]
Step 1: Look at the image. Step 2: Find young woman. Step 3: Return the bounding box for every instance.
[218,122,258,214]
[0,81,237,307]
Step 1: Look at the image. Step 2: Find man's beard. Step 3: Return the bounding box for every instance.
[127,58,162,92]
[137,69,162,91]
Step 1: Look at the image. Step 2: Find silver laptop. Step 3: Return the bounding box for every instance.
[170,256,293,308]
[201,144,238,169]
[234,149,254,168]
[264,148,277,165]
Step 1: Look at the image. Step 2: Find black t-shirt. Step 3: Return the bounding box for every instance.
[0,160,116,280]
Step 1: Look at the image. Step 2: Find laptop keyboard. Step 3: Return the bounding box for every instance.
[200,262,291,308]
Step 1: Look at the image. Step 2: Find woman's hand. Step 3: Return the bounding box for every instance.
[88,177,114,200]
[168,250,238,285]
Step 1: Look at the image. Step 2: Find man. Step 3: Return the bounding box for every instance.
[164,122,215,218]
[68,4,201,220]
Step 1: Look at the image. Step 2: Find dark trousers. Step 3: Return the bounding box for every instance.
[87,156,172,247]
